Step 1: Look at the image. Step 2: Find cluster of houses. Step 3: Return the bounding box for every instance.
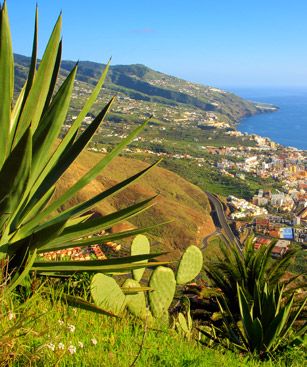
[252,190,297,212]
[227,195,268,219]
[39,242,121,262]
[253,237,290,258]
[254,216,307,244]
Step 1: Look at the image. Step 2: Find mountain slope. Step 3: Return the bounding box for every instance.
[14,53,265,124]
[55,150,215,256]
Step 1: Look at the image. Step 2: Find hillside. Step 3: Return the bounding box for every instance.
[55,149,215,256]
[14,53,269,125]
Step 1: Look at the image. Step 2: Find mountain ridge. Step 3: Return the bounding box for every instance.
[14,53,273,125]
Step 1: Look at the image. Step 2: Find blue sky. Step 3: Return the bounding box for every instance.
[6,0,307,88]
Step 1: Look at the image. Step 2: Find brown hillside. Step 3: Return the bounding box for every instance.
[55,150,215,257]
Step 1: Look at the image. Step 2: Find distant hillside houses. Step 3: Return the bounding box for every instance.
[227,195,268,219]
[253,237,290,258]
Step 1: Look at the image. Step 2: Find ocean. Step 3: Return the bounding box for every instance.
[229,88,307,150]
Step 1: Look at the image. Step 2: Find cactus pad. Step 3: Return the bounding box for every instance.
[131,234,150,281]
[91,273,126,316]
[176,245,203,285]
[122,278,147,320]
[148,266,176,319]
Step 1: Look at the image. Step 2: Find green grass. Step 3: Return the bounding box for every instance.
[203,235,226,262]
[1,289,305,367]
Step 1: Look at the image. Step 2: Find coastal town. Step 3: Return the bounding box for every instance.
[57,64,307,260]
[211,139,306,259]
[119,131,307,251]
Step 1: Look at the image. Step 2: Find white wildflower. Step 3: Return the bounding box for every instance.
[58,342,65,350]
[58,319,64,325]
[8,311,15,321]
[47,343,55,351]
[78,341,84,348]
[67,324,75,333]
[91,338,97,345]
[68,344,76,355]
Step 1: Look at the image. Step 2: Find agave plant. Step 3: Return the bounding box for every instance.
[204,237,298,315]
[199,282,306,357]
[0,2,164,292]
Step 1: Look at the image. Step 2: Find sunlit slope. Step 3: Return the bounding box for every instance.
[55,150,215,255]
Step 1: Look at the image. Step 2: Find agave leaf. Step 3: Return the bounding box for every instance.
[21,97,115,222]
[18,133,154,238]
[39,196,155,247]
[281,296,307,339]
[35,253,164,268]
[13,14,62,144]
[121,286,153,294]
[37,221,171,253]
[9,82,26,150]
[8,249,37,292]
[35,159,162,231]
[237,285,254,338]
[64,213,93,227]
[0,2,14,168]
[29,60,111,195]
[32,260,169,274]
[42,115,148,213]
[13,97,114,229]
[22,6,38,104]
[42,39,62,115]
[31,63,77,179]
[0,128,32,218]
[61,294,118,317]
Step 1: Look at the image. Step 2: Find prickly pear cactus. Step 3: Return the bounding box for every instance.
[91,273,126,316]
[131,234,150,281]
[148,266,176,319]
[122,278,147,320]
[176,245,203,285]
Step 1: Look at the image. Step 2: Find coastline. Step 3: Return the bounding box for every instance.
[234,93,307,151]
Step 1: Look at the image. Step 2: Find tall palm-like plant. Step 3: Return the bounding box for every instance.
[0,2,164,292]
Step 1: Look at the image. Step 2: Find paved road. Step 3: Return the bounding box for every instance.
[206,192,242,252]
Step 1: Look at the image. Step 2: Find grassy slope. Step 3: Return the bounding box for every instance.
[3,292,304,367]
[55,150,215,256]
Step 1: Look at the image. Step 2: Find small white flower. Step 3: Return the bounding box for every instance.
[58,342,65,350]
[58,319,64,325]
[68,344,76,355]
[78,341,84,348]
[8,311,15,321]
[47,343,55,351]
[91,338,97,345]
[67,324,75,333]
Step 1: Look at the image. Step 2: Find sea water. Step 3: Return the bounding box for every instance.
[231,88,307,150]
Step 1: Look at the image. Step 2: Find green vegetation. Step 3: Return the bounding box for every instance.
[204,238,298,314]
[3,289,305,367]
[200,239,306,358]
[1,3,304,366]
[160,157,277,200]
[0,3,165,297]
[203,234,226,260]
[89,238,203,324]
[14,54,264,126]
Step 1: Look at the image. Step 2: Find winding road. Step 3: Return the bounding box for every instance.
[206,192,242,252]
